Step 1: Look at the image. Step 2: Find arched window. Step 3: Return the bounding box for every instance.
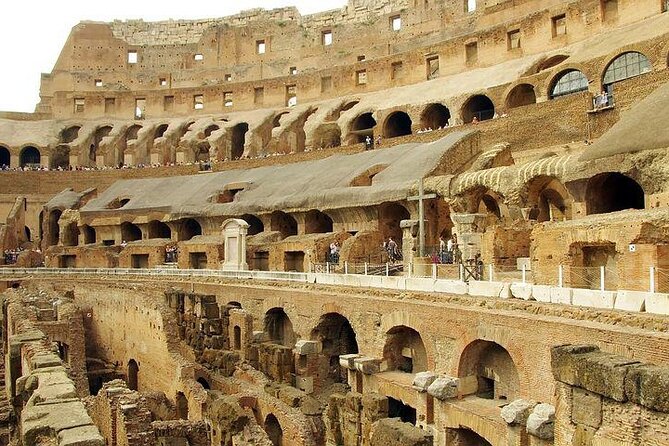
[350,112,377,143]
[550,70,588,99]
[462,95,495,123]
[19,146,41,168]
[506,84,537,109]
[0,146,10,167]
[383,111,412,138]
[230,123,249,160]
[420,103,451,129]
[603,52,651,87]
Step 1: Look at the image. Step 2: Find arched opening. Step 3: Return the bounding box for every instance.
[62,222,79,247]
[383,326,427,373]
[462,95,495,123]
[458,340,519,401]
[233,326,242,350]
[304,210,333,234]
[176,392,188,420]
[527,176,570,222]
[48,209,62,247]
[478,194,502,220]
[241,214,264,236]
[179,219,202,240]
[388,397,417,425]
[603,51,651,90]
[19,146,41,168]
[92,126,113,163]
[154,124,169,139]
[59,126,81,144]
[450,428,492,446]
[81,225,96,244]
[24,226,31,242]
[270,211,297,238]
[196,377,211,390]
[147,220,171,239]
[121,222,142,242]
[264,307,295,347]
[379,202,410,242]
[350,112,377,143]
[420,103,451,129]
[535,54,569,73]
[586,172,644,215]
[264,414,283,446]
[195,142,210,162]
[127,359,139,391]
[273,112,289,128]
[0,146,9,167]
[231,123,249,160]
[310,313,358,383]
[50,145,70,170]
[549,69,589,99]
[383,111,412,138]
[313,126,341,149]
[204,124,219,138]
[126,124,142,141]
[506,84,537,109]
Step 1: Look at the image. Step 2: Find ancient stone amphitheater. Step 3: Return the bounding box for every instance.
[0,0,668,444]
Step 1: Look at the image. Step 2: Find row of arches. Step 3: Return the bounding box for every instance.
[262,308,519,398]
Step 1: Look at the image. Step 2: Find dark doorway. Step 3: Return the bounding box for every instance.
[420,103,451,129]
[586,173,644,215]
[388,397,417,425]
[128,359,139,390]
[264,414,283,446]
[462,95,495,123]
[231,123,249,160]
[383,111,412,138]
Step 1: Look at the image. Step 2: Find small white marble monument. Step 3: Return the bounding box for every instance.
[221,218,249,271]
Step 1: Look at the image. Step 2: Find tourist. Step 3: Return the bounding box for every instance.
[376,136,382,147]
[386,237,399,263]
[472,116,479,125]
[365,136,372,150]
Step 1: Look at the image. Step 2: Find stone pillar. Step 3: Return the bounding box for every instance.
[221,218,249,271]
[400,219,419,267]
[451,213,487,262]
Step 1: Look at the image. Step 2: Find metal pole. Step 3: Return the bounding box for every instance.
[345,261,348,275]
[600,266,605,291]
[558,265,563,288]
[432,262,437,280]
[459,263,464,282]
[408,262,413,278]
[418,179,425,257]
[386,263,389,277]
[326,262,330,274]
[650,266,655,293]
[364,262,368,275]
[522,265,526,284]
[489,264,494,282]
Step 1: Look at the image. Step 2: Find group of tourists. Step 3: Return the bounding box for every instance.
[3,247,24,264]
[593,90,611,110]
[165,245,179,263]
[432,235,462,265]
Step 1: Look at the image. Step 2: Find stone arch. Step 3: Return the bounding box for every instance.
[270,211,297,238]
[127,359,139,391]
[147,220,171,239]
[81,224,96,244]
[59,125,81,144]
[304,210,334,234]
[178,219,202,241]
[50,145,70,170]
[196,377,211,390]
[312,125,341,149]
[383,111,412,138]
[534,54,569,73]
[506,83,537,109]
[19,146,41,168]
[586,172,644,215]
[92,125,113,164]
[154,124,169,139]
[195,142,210,162]
[526,175,571,222]
[461,94,495,123]
[549,69,589,99]
[378,202,410,241]
[0,145,9,167]
[478,193,502,220]
[458,340,519,401]
[241,214,264,235]
[383,325,427,373]
[420,103,451,129]
[121,222,142,242]
[48,209,62,247]
[204,124,219,138]
[273,112,289,128]
[264,307,296,347]
[350,112,376,143]
[24,226,31,242]
[310,313,359,383]
[230,123,249,160]
[602,51,651,89]
[176,392,188,420]
[264,414,283,446]
[449,428,493,446]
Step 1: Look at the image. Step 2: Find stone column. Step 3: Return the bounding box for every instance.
[221,218,249,271]
[451,213,487,262]
[400,219,419,267]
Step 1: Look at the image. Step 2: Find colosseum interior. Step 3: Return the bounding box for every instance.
[1,0,669,444]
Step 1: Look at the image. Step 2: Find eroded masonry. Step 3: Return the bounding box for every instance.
[1,0,669,444]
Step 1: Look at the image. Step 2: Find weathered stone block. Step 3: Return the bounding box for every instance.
[339,354,361,370]
[532,285,552,303]
[468,280,512,299]
[427,376,459,400]
[571,388,602,428]
[369,418,433,446]
[510,283,533,300]
[294,340,322,355]
[354,357,380,375]
[526,403,555,440]
[412,372,437,392]
[645,293,669,315]
[500,399,536,425]
[550,287,572,305]
[624,364,669,413]
[614,290,647,312]
[571,289,616,309]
